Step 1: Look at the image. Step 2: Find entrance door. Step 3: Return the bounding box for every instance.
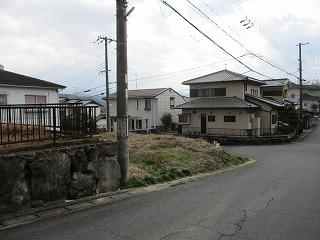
[201,114,206,134]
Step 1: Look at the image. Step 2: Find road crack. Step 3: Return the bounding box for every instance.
[216,210,247,240]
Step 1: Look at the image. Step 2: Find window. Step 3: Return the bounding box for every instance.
[272,115,278,124]
[25,95,47,104]
[129,119,135,130]
[179,114,189,124]
[25,95,36,104]
[214,88,226,97]
[136,99,139,109]
[170,97,175,109]
[304,103,308,107]
[250,89,258,96]
[224,116,236,122]
[136,119,142,129]
[204,89,211,97]
[0,94,7,105]
[145,119,149,129]
[145,98,151,111]
[190,89,197,98]
[198,89,204,97]
[208,115,215,122]
[263,90,282,97]
[190,88,226,97]
[290,94,295,99]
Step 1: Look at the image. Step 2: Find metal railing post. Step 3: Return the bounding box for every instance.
[53,108,57,143]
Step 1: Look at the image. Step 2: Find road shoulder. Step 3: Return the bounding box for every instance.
[0,159,256,231]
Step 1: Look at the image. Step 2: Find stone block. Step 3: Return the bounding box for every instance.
[68,173,96,199]
[0,155,29,215]
[28,151,71,202]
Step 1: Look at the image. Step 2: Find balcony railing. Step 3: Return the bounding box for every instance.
[0,104,97,144]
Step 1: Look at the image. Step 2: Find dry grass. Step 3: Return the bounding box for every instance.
[99,132,248,188]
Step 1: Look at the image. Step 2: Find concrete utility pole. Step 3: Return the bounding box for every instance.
[96,36,115,132]
[297,42,309,120]
[116,0,134,183]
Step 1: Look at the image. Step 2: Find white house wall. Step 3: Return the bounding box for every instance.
[155,89,185,125]
[109,98,158,130]
[287,88,300,103]
[0,85,59,104]
[109,89,186,130]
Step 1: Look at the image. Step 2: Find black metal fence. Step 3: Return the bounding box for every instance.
[0,104,97,144]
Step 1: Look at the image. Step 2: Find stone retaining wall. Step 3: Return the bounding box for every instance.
[0,141,120,215]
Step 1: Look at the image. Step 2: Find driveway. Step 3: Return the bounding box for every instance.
[1,127,320,240]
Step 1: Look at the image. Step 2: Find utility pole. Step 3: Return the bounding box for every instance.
[116,0,134,183]
[95,36,115,132]
[297,42,309,121]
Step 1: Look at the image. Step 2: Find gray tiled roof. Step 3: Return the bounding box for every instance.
[245,94,286,108]
[109,88,168,99]
[261,78,289,87]
[0,70,65,89]
[175,97,259,109]
[182,69,265,85]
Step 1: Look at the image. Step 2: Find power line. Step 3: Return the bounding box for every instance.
[80,54,252,93]
[160,0,273,80]
[230,0,298,65]
[185,0,299,80]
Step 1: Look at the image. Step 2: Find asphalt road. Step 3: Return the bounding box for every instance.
[1,127,320,240]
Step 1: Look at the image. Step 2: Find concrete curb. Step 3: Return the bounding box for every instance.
[0,159,256,231]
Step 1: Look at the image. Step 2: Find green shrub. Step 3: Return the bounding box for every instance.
[181,169,192,176]
[230,155,248,165]
[144,176,156,185]
[121,177,147,189]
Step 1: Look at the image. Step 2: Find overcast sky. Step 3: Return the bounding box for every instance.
[1,0,320,97]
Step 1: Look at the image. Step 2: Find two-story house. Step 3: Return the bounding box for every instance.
[176,69,285,136]
[261,78,289,100]
[287,82,320,110]
[108,88,186,131]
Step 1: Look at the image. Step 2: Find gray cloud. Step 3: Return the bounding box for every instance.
[1,0,319,97]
